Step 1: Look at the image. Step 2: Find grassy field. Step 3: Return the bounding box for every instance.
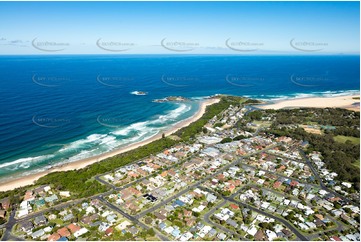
[253,120,272,128]
[333,135,360,145]
[49,218,64,226]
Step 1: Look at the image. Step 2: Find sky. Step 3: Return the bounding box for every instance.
[0,1,359,55]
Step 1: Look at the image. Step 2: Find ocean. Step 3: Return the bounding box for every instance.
[0,55,359,182]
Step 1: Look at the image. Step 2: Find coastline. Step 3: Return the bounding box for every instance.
[257,94,360,111]
[0,98,220,192]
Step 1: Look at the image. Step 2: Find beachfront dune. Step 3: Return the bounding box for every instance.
[258,95,360,112]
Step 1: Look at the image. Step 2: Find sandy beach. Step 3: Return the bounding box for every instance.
[258,95,360,111]
[0,98,220,192]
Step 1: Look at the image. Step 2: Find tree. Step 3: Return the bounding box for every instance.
[220,137,233,144]
[147,228,155,237]
[202,127,208,134]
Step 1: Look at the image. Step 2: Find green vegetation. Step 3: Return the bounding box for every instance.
[261,108,360,190]
[213,122,223,128]
[243,99,262,104]
[334,135,360,145]
[246,110,263,121]
[175,95,246,141]
[0,95,245,201]
[220,137,233,143]
[0,217,6,225]
[352,159,360,168]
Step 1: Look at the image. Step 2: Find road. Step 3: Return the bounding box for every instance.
[202,200,244,240]
[95,151,200,192]
[299,149,358,206]
[1,210,23,241]
[199,186,308,241]
[98,197,170,241]
[135,144,278,219]
[135,158,243,219]
[239,162,319,188]
[1,130,355,242]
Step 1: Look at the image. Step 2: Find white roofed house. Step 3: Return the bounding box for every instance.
[106,214,117,224]
[18,200,32,218]
[206,193,217,203]
[74,228,89,238]
[31,229,45,239]
[266,229,278,240]
[104,174,114,182]
[341,182,352,188]
[202,147,221,158]
[59,191,71,197]
[247,225,258,236]
[43,186,51,193]
[44,194,58,203]
[86,206,96,214]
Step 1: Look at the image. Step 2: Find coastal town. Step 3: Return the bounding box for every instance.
[0,96,359,241]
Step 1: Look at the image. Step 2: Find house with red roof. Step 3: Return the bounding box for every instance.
[105,227,113,236]
[230,204,239,210]
[330,236,342,241]
[67,223,81,234]
[273,181,282,189]
[290,180,299,187]
[47,233,60,241]
[57,227,70,238]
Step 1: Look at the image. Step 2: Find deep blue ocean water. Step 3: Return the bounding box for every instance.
[0,55,359,181]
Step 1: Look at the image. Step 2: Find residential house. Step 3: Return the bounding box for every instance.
[47,233,61,241]
[254,230,266,241]
[81,214,99,225]
[31,229,45,239]
[57,227,71,238]
[63,213,74,222]
[74,228,89,238]
[105,227,114,236]
[19,220,34,233]
[34,215,48,226]
[206,193,217,203]
[59,191,71,198]
[67,223,81,234]
[45,194,58,203]
[128,226,139,235]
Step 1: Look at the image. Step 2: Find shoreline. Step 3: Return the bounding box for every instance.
[0,98,220,192]
[257,94,360,111]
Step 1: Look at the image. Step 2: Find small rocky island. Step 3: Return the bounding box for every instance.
[130,91,148,96]
[152,96,189,103]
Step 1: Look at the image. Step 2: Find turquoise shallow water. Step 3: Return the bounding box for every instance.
[0,55,359,181]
